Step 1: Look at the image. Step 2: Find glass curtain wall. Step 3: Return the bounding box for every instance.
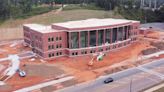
[98,30,104,45]
[90,31,96,47]
[118,27,123,41]
[124,26,128,40]
[112,28,117,43]
[67,32,69,48]
[71,32,79,49]
[128,25,131,38]
[105,29,111,44]
[80,31,88,48]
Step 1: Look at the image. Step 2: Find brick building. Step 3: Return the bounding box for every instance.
[23,18,140,59]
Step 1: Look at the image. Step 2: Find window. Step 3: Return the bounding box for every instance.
[48,45,54,50]
[106,47,110,50]
[49,54,51,57]
[105,29,111,43]
[59,52,62,55]
[98,30,104,46]
[71,32,79,49]
[48,45,51,50]
[56,45,58,48]
[51,37,54,41]
[85,51,87,54]
[52,53,54,57]
[75,52,78,55]
[56,44,62,49]
[90,31,96,47]
[56,52,59,56]
[112,28,117,43]
[124,26,128,40]
[48,37,54,42]
[56,37,58,41]
[80,31,88,48]
[118,27,123,41]
[59,37,62,40]
[90,50,95,53]
[48,38,51,42]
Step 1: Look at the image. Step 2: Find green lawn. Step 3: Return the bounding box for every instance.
[0,4,124,40]
[0,8,123,28]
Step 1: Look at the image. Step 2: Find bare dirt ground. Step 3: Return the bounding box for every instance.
[0,30,163,91]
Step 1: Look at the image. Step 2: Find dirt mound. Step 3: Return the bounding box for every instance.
[141,48,159,55]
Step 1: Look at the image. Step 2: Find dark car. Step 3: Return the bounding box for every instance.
[104,78,114,84]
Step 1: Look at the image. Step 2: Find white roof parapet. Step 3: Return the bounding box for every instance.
[53,18,139,29]
[23,24,57,33]
[24,18,140,33]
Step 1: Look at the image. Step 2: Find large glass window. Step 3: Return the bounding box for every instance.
[80,31,88,48]
[71,32,79,49]
[112,28,117,43]
[105,29,111,43]
[124,26,128,40]
[118,27,123,41]
[90,31,96,47]
[98,30,104,45]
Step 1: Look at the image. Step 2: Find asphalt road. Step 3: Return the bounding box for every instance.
[57,59,164,92]
[141,23,164,31]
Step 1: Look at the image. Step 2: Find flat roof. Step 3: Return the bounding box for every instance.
[53,18,139,29]
[24,18,140,33]
[23,24,57,33]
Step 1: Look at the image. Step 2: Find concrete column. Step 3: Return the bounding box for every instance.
[103,29,106,44]
[78,31,81,48]
[69,32,71,49]
[122,26,125,41]
[110,28,113,44]
[126,26,128,40]
[88,31,90,47]
[116,27,119,42]
[96,30,98,46]
[127,27,129,39]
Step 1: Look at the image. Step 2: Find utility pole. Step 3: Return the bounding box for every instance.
[129,77,133,92]
[154,0,157,10]
[149,0,152,8]
[140,0,145,9]
[140,0,143,9]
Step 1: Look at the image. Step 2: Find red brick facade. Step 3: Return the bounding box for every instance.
[23,19,140,59]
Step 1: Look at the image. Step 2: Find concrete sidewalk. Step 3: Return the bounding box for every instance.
[144,83,164,92]
[14,76,74,92]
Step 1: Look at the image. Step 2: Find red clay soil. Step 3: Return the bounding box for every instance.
[52,41,151,71]
[0,39,157,90]
[46,41,152,82]
[146,30,163,39]
[6,74,45,90]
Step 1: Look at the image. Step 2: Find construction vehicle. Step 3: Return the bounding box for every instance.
[88,53,106,66]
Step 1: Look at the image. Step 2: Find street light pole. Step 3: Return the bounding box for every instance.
[129,77,133,92]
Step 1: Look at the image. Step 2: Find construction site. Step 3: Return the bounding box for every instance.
[0,24,163,92]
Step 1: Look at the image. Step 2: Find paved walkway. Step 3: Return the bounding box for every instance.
[144,83,164,92]
[14,76,74,92]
